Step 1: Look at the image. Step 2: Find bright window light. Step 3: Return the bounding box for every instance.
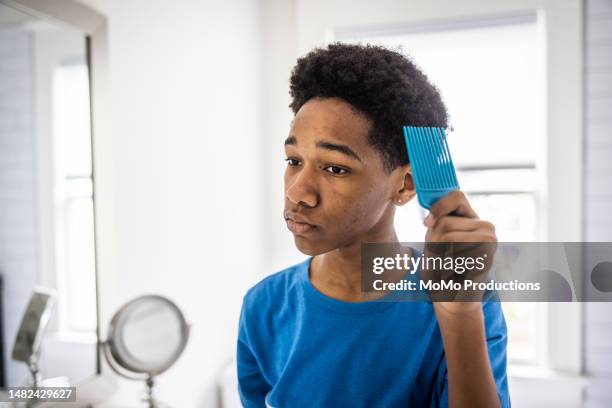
[52,61,97,334]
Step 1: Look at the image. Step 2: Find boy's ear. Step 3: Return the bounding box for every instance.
[403,164,416,192]
[393,164,416,204]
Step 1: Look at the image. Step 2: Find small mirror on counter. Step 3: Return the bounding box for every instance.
[11,288,56,388]
[102,295,190,408]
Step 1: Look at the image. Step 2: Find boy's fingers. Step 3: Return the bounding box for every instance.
[425,191,478,226]
[429,216,481,234]
[438,230,498,243]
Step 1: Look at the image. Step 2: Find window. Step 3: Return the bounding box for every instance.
[340,16,546,365]
[52,60,97,333]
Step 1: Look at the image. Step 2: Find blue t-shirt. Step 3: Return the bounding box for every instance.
[237,257,511,408]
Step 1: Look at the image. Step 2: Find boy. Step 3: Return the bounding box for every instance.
[237,43,509,408]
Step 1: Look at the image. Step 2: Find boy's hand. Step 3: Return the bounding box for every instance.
[422,190,497,315]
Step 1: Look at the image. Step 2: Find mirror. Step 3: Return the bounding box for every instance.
[11,288,56,388]
[103,295,189,407]
[0,1,98,388]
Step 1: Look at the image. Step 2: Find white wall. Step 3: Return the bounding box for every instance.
[78,0,264,406]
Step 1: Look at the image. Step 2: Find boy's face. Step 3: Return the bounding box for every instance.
[284,97,412,255]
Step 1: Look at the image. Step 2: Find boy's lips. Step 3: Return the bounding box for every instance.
[284,212,317,235]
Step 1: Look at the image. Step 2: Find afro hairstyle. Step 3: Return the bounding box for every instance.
[289,42,448,172]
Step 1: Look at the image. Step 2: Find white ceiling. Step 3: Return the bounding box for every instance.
[0,3,35,29]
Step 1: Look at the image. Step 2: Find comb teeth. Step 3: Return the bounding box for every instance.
[403,126,459,209]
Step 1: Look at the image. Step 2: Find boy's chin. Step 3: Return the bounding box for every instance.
[293,236,336,256]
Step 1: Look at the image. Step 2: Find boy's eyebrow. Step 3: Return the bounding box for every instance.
[316,140,362,162]
[284,135,362,163]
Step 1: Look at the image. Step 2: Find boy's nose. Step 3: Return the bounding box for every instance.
[286,169,318,208]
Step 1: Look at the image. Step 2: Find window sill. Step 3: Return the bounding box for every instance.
[508,364,588,408]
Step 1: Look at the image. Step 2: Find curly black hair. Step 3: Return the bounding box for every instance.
[289,42,448,172]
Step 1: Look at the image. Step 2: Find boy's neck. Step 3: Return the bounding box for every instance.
[309,226,400,303]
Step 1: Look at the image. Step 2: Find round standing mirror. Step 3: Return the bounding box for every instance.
[102,295,189,407]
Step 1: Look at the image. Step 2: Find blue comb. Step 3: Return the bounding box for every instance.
[402,126,459,209]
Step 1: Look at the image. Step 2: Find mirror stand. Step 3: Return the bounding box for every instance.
[144,375,157,408]
[100,340,171,408]
[27,356,41,390]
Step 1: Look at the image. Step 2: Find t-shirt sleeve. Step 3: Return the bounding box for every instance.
[434,299,511,408]
[237,296,271,408]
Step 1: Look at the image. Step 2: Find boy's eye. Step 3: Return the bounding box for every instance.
[285,158,349,175]
[285,158,301,166]
[324,165,348,175]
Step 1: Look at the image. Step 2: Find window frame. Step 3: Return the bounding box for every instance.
[292,0,585,402]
